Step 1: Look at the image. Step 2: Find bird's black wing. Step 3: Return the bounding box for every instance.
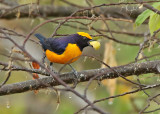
[44,34,79,54]
[45,36,72,54]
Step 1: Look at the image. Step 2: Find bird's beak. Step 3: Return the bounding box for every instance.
[88,40,100,50]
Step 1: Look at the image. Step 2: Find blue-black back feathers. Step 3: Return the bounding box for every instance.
[34,33,90,54]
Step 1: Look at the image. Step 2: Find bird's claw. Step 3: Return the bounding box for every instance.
[71,70,80,88]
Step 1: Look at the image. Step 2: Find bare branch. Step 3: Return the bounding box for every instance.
[0,2,150,20]
[135,0,160,15]
[0,60,160,96]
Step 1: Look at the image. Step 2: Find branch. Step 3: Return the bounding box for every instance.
[0,60,160,96]
[135,0,160,15]
[1,0,160,20]
[0,3,146,20]
[0,0,18,6]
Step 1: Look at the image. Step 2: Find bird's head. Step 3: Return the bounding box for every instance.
[76,32,100,50]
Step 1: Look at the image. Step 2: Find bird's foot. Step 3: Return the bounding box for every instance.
[49,62,57,75]
[49,69,59,76]
[71,70,80,88]
[67,64,80,88]
[97,78,101,86]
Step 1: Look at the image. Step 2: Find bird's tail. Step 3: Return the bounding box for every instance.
[34,33,46,44]
[35,33,47,50]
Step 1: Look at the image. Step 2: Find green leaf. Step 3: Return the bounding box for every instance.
[149,13,160,36]
[152,2,160,8]
[149,3,160,35]
[134,2,160,27]
[135,9,152,27]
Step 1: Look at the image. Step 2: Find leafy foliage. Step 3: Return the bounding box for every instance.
[135,2,160,35]
[149,13,160,35]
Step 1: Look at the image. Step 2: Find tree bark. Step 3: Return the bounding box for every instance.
[0,60,159,96]
[0,4,145,20]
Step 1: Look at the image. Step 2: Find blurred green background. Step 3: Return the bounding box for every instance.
[0,0,160,114]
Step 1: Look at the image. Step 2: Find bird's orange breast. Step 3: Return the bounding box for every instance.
[45,43,82,64]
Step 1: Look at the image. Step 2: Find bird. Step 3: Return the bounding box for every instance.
[34,32,100,76]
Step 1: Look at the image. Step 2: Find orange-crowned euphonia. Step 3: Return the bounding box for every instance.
[35,32,100,65]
